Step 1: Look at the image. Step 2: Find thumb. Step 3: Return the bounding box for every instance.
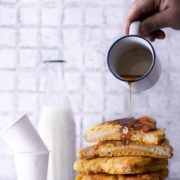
[140,10,170,36]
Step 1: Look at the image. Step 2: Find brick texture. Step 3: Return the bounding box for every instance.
[0,0,180,179]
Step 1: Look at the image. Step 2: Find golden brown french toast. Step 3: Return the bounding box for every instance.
[75,170,168,180]
[79,140,173,159]
[84,116,165,145]
[74,157,168,175]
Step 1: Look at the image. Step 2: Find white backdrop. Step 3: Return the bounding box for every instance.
[0,0,180,179]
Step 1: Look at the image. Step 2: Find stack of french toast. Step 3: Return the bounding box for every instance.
[74,116,173,180]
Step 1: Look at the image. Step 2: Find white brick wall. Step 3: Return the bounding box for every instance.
[42,7,61,26]
[0,28,16,47]
[19,49,39,67]
[20,28,39,47]
[0,6,17,26]
[0,49,17,68]
[0,0,180,179]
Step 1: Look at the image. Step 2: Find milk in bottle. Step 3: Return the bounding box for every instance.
[39,60,75,180]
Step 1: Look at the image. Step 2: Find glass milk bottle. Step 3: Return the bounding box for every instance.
[39,60,75,180]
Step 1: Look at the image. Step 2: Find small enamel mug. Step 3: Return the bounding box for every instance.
[107,21,161,92]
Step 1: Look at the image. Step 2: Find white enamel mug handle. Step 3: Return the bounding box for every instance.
[129,21,141,35]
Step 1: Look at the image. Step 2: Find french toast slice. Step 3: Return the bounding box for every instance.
[74,157,168,175]
[79,140,173,159]
[76,170,168,180]
[84,116,165,145]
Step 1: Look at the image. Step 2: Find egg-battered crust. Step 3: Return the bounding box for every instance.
[84,116,165,145]
[74,157,168,175]
[75,169,168,180]
[79,140,173,159]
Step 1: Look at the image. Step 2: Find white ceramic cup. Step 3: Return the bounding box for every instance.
[107,21,161,92]
[0,115,48,153]
[14,151,49,180]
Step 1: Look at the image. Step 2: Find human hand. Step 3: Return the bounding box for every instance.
[123,0,180,41]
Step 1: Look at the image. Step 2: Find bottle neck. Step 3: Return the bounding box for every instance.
[45,63,65,92]
[43,61,69,107]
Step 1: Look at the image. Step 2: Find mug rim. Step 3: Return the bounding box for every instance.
[107,35,156,82]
